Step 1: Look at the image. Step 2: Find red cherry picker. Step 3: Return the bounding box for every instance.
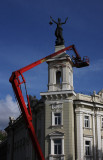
[9,45,89,160]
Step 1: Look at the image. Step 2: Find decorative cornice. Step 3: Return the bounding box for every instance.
[74,100,103,109]
[74,101,93,106]
[40,90,76,100]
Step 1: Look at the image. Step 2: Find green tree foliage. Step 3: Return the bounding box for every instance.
[0,130,7,141]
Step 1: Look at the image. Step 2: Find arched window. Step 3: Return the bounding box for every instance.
[56,71,62,84]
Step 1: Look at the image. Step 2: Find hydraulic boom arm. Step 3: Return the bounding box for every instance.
[9,45,89,160]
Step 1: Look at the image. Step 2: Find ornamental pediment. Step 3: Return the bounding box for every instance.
[49,131,64,136]
[51,103,63,109]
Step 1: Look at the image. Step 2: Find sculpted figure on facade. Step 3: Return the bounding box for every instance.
[49,16,68,46]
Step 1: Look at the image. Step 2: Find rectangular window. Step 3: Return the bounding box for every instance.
[84,115,90,128]
[54,113,61,125]
[101,117,103,128]
[85,141,91,156]
[54,139,62,154]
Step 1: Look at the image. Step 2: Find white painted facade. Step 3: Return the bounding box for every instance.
[74,96,103,160]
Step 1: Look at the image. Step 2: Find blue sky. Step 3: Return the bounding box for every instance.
[0,0,103,129]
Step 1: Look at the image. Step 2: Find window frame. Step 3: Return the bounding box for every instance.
[50,136,64,155]
[52,111,63,126]
[54,113,61,125]
[101,117,103,129]
[85,140,91,156]
[84,137,93,158]
[84,115,90,128]
[54,139,62,155]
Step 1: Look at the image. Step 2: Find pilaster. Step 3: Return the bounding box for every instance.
[92,114,96,160]
[75,109,83,160]
[96,111,102,160]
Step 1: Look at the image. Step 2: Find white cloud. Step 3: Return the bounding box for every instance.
[74,58,103,76]
[89,59,103,72]
[0,95,20,130]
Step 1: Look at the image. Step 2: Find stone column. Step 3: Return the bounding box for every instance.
[62,66,68,90]
[62,138,64,155]
[75,110,83,160]
[50,139,54,155]
[48,67,55,91]
[71,70,73,90]
[92,114,96,160]
[96,112,102,160]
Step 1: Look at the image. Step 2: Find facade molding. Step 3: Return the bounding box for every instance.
[76,111,84,160]
[45,99,73,104]
[74,101,94,107]
[74,100,103,108]
[40,90,76,96]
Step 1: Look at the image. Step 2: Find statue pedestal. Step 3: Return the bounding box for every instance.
[54,45,66,58]
[55,45,65,52]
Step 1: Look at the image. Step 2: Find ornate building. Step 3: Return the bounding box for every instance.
[1,45,103,160]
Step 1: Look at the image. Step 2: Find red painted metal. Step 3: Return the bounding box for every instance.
[9,45,89,160]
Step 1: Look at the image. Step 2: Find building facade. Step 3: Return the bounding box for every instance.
[1,45,103,160]
[5,116,34,160]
